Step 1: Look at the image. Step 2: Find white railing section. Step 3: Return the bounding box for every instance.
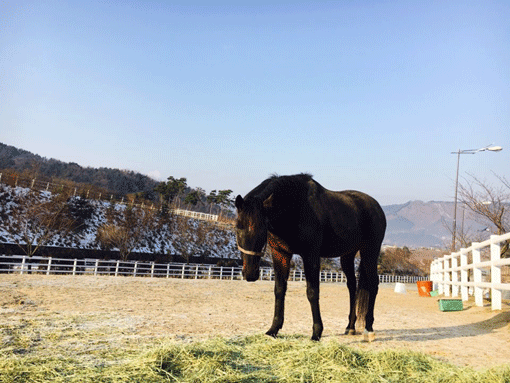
[430,232,510,310]
[172,209,218,222]
[0,255,427,283]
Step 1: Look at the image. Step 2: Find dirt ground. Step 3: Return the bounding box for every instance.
[1,274,509,370]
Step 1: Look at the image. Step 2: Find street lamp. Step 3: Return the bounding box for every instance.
[451,144,503,252]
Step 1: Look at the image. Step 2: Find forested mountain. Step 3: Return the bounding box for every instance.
[0,143,159,197]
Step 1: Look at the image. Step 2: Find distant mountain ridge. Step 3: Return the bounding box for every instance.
[0,142,158,197]
[382,200,487,248]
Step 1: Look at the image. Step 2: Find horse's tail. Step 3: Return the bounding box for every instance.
[355,258,379,330]
[355,286,370,329]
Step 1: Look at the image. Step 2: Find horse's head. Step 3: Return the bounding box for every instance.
[235,194,272,282]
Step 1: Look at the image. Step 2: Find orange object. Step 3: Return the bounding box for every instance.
[417,281,433,297]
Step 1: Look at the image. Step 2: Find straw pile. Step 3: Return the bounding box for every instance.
[2,334,509,383]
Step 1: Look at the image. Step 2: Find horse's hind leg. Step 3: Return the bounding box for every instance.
[340,252,358,335]
[358,245,380,342]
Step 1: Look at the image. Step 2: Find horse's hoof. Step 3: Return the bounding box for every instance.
[363,330,375,342]
[345,329,356,336]
[265,332,278,338]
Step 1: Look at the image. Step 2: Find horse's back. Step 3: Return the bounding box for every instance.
[329,189,385,231]
[317,188,386,256]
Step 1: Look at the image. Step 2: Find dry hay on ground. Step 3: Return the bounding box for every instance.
[0,274,509,369]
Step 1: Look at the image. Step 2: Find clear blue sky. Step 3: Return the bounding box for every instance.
[1,1,509,205]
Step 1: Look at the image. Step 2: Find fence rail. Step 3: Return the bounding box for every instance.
[430,232,510,310]
[172,209,218,222]
[0,255,426,284]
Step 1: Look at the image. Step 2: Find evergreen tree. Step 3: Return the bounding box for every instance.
[155,176,187,206]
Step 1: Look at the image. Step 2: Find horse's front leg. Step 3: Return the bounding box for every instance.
[303,257,323,341]
[266,271,287,337]
[266,248,291,338]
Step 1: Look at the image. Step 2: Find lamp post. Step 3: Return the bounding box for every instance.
[451,144,502,252]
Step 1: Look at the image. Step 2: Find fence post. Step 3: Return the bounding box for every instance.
[437,259,444,295]
[133,262,138,277]
[460,249,469,301]
[94,259,99,276]
[20,256,26,275]
[490,236,502,310]
[72,259,78,276]
[208,265,212,279]
[195,265,199,279]
[151,262,155,278]
[220,266,223,279]
[443,257,450,297]
[231,266,234,280]
[451,254,459,297]
[46,257,52,275]
[181,264,186,279]
[430,260,437,290]
[472,244,483,307]
[167,263,170,278]
[115,261,120,277]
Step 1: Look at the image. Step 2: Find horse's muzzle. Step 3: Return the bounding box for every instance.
[244,272,260,282]
[241,251,261,282]
[242,264,260,282]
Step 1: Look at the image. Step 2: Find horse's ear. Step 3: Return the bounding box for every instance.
[235,195,244,210]
[263,194,274,209]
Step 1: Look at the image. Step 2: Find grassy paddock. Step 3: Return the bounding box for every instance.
[1,334,510,383]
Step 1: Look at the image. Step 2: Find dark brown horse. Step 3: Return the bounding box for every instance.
[235,174,386,341]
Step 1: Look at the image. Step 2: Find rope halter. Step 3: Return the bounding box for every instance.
[237,240,267,257]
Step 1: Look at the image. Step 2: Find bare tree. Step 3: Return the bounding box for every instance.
[458,174,510,256]
[458,174,509,235]
[8,188,74,256]
[378,247,421,275]
[441,208,486,250]
[96,204,156,261]
[171,216,201,263]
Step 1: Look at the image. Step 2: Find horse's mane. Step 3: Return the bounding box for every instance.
[245,173,315,201]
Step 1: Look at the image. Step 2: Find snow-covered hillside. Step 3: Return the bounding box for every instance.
[0,184,238,259]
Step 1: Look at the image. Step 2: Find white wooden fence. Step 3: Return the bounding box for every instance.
[430,232,510,310]
[172,209,218,222]
[0,255,426,284]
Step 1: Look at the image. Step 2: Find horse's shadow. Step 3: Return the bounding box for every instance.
[371,311,510,342]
